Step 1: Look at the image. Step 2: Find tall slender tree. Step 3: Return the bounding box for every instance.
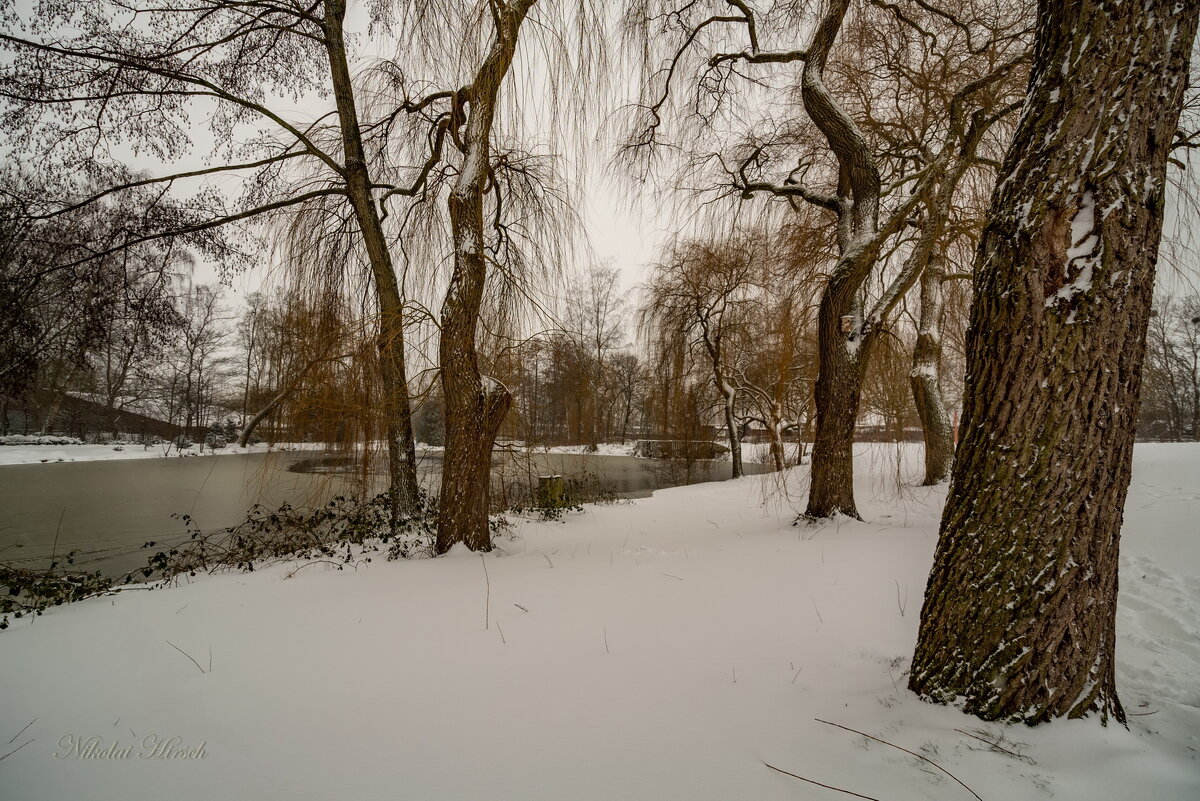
[910,0,1200,725]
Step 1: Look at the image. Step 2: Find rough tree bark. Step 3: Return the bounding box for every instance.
[909,0,1198,725]
[323,0,420,519]
[436,0,533,554]
[800,0,881,520]
[808,272,872,518]
[910,255,953,485]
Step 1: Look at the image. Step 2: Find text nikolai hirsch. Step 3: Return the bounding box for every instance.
[55,734,207,760]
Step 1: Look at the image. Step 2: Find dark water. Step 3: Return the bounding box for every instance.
[0,450,765,578]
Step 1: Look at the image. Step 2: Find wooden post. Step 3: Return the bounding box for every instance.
[537,475,564,509]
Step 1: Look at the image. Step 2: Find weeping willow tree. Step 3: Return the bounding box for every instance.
[639,233,763,478]
[366,1,605,553]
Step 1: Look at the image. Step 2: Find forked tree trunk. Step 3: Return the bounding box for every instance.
[910,257,953,485]
[910,0,1198,725]
[323,0,420,519]
[435,0,532,554]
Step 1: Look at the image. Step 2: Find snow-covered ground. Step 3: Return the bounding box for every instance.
[543,441,802,464]
[1,443,1197,800]
[0,441,323,466]
[544,442,638,456]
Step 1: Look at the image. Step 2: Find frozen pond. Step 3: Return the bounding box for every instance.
[0,450,766,578]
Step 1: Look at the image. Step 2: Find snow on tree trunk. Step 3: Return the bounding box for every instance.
[807,275,868,519]
[768,415,786,473]
[909,0,1198,725]
[799,0,880,521]
[435,1,531,554]
[910,257,953,485]
[722,383,743,479]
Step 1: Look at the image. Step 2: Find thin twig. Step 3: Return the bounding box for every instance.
[762,761,884,800]
[0,739,34,763]
[811,598,824,623]
[660,572,684,581]
[49,508,65,568]
[190,455,220,516]
[496,622,506,644]
[953,729,1033,762]
[514,603,529,613]
[8,718,36,744]
[166,640,207,674]
[603,626,610,654]
[541,553,553,568]
[816,719,983,801]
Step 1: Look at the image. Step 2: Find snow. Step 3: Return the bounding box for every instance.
[1,443,1198,800]
[1048,189,1103,309]
[543,442,638,456]
[0,442,323,466]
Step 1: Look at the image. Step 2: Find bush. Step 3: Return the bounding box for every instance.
[140,489,439,579]
[0,434,83,446]
[0,558,113,629]
[0,490,442,630]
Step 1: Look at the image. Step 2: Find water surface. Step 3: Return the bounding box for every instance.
[0,450,764,578]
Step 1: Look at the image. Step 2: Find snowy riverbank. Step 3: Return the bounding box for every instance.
[0,441,325,466]
[1,443,1197,800]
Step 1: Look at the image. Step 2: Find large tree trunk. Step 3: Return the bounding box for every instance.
[909,0,1198,725]
[435,0,532,554]
[910,257,953,485]
[323,0,420,519]
[807,277,868,518]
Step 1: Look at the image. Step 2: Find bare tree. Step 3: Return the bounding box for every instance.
[909,0,1199,725]
[160,283,233,441]
[563,264,629,448]
[620,0,1029,518]
[1141,294,1200,440]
